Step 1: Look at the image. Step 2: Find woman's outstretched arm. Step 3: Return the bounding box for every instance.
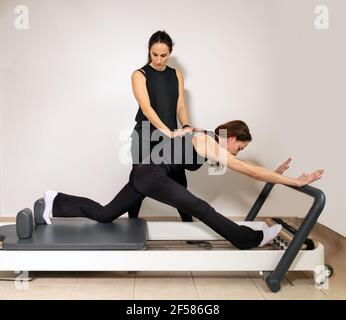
[192,133,324,187]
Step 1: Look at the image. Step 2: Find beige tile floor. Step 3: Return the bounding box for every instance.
[0,268,343,300]
[0,217,345,300]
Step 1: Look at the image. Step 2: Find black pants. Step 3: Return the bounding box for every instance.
[129,131,192,221]
[52,164,263,250]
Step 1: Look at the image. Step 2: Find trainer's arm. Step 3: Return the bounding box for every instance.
[175,69,191,129]
[132,70,172,137]
[192,133,312,187]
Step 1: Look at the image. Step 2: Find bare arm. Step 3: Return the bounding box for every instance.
[241,160,258,167]
[175,69,191,129]
[131,70,172,137]
[192,133,324,187]
[243,158,291,174]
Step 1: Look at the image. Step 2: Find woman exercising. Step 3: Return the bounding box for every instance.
[40,120,324,250]
[130,30,196,221]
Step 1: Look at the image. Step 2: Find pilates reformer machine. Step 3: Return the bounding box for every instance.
[0,183,332,293]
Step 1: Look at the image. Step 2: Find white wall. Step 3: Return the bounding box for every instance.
[0,0,345,235]
[0,44,3,217]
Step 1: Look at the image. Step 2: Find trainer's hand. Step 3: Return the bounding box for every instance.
[295,169,324,187]
[275,157,292,174]
[192,127,204,132]
[171,129,188,138]
[182,126,194,134]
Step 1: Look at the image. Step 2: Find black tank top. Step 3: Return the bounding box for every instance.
[133,64,179,133]
[149,130,219,171]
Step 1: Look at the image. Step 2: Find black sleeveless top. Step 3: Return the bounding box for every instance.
[148,130,219,172]
[133,64,179,134]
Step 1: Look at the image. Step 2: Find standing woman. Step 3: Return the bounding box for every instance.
[129,30,195,220]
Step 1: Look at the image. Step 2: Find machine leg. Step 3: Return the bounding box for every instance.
[265,275,281,293]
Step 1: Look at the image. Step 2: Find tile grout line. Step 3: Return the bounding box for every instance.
[191,272,201,300]
[66,274,78,299]
[67,285,74,300]
[320,288,331,300]
[133,271,137,300]
[247,272,267,300]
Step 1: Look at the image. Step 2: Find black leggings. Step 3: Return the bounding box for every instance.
[129,133,193,222]
[52,164,263,249]
[127,164,192,221]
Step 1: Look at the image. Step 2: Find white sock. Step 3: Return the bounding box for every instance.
[259,224,282,247]
[43,190,58,225]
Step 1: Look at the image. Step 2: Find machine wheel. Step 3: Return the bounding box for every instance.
[325,264,334,278]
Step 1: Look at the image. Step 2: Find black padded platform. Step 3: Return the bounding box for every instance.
[0,218,147,250]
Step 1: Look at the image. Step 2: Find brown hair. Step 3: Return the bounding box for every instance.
[208,120,251,169]
[147,31,174,64]
[214,120,252,142]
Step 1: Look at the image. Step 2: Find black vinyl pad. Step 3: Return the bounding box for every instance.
[0,218,147,250]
